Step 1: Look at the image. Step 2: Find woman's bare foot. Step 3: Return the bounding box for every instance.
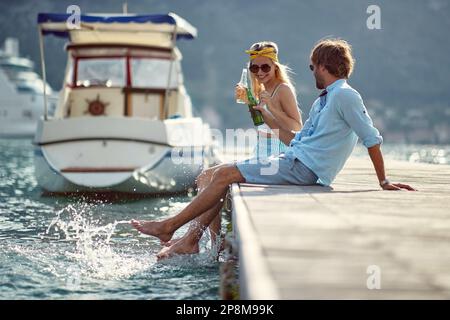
[130,219,174,243]
[156,236,200,261]
[161,238,180,247]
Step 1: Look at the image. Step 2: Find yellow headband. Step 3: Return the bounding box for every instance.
[245,47,278,62]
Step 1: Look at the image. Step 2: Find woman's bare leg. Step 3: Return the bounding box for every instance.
[161,165,226,246]
[131,164,243,242]
[208,213,222,248]
[132,164,223,242]
[162,208,223,247]
[185,164,224,247]
[156,194,226,260]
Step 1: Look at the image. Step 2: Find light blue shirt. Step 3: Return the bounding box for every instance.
[285,79,383,186]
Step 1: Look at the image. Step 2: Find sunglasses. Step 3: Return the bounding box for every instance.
[249,64,272,74]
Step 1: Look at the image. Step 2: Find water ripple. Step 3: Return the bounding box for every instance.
[0,139,220,299]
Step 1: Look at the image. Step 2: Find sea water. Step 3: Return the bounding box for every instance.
[0,139,221,299]
[1,138,449,299]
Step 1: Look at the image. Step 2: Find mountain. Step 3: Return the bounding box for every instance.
[1,0,449,143]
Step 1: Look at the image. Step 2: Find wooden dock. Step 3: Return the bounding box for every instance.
[229,155,450,299]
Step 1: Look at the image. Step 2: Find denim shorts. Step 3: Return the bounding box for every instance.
[235,154,318,185]
[253,135,288,160]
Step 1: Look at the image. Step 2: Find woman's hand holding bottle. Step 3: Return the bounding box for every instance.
[251,103,267,115]
[252,83,269,116]
[255,84,270,114]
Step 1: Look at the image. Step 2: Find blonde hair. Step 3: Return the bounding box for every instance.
[310,38,355,78]
[247,41,297,100]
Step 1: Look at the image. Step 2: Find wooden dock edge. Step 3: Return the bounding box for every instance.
[230,183,280,300]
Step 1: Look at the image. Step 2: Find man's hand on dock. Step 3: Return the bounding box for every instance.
[381,182,417,191]
[368,145,417,191]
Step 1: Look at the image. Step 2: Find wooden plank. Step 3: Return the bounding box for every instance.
[230,155,450,299]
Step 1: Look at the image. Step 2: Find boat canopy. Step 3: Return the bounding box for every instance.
[37,13,197,48]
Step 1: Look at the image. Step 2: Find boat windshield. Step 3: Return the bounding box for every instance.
[76,58,125,87]
[131,58,178,88]
[74,56,179,88]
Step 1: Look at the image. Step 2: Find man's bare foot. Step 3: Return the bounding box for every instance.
[157,236,199,261]
[130,219,174,243]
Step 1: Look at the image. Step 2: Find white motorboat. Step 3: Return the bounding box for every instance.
[0,38,57,137]
[34,12,218,195]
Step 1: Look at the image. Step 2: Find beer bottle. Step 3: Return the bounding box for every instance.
[236,68,264,126]
[246,87,264,126]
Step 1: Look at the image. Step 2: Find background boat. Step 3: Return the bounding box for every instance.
[0,37,57,137]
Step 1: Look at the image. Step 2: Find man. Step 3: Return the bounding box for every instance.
[131,38,416,260]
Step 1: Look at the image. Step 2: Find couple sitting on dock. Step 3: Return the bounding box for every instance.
[132,38,416,260]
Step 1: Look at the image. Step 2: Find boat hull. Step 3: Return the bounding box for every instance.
[33,117,218,195]
[34,145,212,195]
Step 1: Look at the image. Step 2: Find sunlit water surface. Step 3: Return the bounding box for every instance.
[0,139,222,300]
[1,139,449,299]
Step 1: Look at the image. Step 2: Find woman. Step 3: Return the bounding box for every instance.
[235,41,302,160]
[134,42,303,256]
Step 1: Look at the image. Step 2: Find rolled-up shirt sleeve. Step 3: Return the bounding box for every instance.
[337,90,383,148]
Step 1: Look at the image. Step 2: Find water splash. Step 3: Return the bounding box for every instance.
[43,201,222,280]
[45,203,154,281]
[158,219,226,267]
[0,139,221,299]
